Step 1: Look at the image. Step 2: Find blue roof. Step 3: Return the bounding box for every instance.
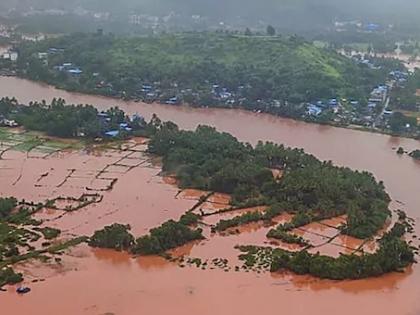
[307,104,323,116]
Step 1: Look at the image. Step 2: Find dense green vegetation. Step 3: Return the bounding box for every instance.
[0,97,145,139]
[388,112,418,134]
[178,212,201,226]
[89,224,135,251]
[89,214,203,255]
[390,70,420,111]
[132,219,203,255]
[147,119,391,239]
[0,267,23,287]
[0,197,17,219]
[239,222,414,280]
[14,32,388,110]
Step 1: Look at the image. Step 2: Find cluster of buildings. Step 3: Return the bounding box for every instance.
[334,20,386,33]
[350,55,382,70]
[36,47,84,76]
[97,112,145,138]
[305,81,392,127]
[1,50,18,62]
[53,62,83,75]
[306,99,339,116]
[0,114,18,127]
[389,70,409,86]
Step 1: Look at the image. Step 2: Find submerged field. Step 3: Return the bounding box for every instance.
[0,120,418,314]
[0,122,416,290]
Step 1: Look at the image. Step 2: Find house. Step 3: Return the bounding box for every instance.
[97,112,111,123]
[67,68,83,75]
[1,119,19,127]
[38,52,48,59]
[104,130,120,137]
[369,86,387,103]
[119,123,132,132]
[48,48,64,54]
[307,104,323,116]
[9,52,18,62]
[328,99,339,107]
[2,51,17,61]
[166,97,179,105]
[141,84,152,92]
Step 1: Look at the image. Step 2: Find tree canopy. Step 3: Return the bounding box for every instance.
[147,119,391,239]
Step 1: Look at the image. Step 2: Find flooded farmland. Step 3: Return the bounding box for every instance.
[1,76,420,315]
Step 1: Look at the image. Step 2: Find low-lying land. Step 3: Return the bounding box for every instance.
[86,114,416,280]
[0,101,417,287]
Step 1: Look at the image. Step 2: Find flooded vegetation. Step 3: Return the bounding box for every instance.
[0,77,420,315]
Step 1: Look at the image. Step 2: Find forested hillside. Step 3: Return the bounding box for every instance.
[16,32,387,106]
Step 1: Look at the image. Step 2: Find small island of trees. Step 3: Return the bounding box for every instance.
[239,221,414,280]
[89,213,203,256]
[146,117,391,239]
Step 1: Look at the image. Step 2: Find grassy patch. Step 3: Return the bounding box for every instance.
[0,127,83,152]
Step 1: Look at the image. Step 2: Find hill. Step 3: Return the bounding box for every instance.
[16,32,387,110]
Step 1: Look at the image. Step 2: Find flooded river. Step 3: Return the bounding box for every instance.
[1,76,420,315]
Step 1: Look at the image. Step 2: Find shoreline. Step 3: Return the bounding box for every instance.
[4,74,419,142]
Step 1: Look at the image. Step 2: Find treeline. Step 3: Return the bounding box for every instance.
[266,226,309,246]
[89,213,203,255]
[147,118,391,239]
[211,206,312,246]
[239,222,415,280]
[0,97,145,138]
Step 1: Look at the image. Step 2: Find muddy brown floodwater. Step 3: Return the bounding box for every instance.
[1,76,420,315]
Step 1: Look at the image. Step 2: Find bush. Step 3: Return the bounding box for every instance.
[179,213,200,226]
[34,227,61,240]
[0,267,23,287]
[132,220,203,255]
[89,224,134,251]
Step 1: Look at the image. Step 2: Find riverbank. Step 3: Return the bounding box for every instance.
[2,74,420,141]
